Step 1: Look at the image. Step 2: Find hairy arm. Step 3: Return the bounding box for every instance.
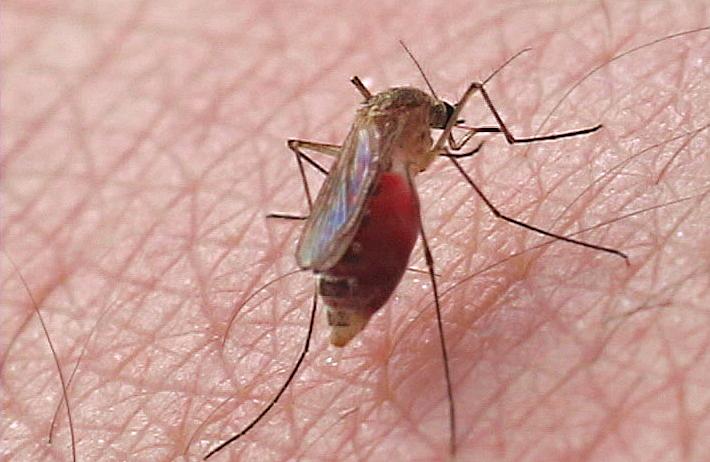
[2,1,709,461]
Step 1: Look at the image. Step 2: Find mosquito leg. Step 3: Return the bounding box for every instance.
[268,140,341,219]
[286,139,340,210]
[471,82,603,144]
[406,266,440,278]
[204,287,319,460]
[420,227,457,456]
[265,213,309,220]
[432,49,534,153]
[446,84,600,150]
[405,170,457,456]
[350,76,372,100]
[287,139,341,162]
[447,155,629,264]
[432,81,483,153]
[440,141,485,160]
[448,126,500,151]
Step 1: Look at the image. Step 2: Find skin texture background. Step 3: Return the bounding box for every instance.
[2,1,709,461]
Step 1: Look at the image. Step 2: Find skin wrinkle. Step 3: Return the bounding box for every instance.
[2,1,709,462]
[2,0,151,170]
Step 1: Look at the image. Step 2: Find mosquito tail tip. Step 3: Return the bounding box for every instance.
[327,306,372,347]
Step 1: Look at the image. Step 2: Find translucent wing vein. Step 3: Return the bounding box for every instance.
[296,121,384,271]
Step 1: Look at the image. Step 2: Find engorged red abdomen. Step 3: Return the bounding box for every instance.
[319,171,421,326]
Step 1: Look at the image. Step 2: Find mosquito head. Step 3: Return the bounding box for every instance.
[430,100,455,130]
[397,41,454,130]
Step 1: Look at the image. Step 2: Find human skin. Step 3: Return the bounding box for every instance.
[2,1,709,461]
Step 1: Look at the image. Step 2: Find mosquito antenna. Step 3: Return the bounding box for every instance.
[483,47,532,85]
[399,40,439,100]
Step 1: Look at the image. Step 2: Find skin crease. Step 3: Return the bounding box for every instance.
[1,0,709,461]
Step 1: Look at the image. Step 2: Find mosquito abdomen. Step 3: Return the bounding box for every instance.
[318,172,421,346]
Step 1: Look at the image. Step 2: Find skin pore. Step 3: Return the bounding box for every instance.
[2,1,709,461]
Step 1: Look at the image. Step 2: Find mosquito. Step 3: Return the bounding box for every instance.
[204,43,628,460]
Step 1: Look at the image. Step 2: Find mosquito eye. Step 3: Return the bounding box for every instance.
[431,101,455,129]
[444,101,455,124]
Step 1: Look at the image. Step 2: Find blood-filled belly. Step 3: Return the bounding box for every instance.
[318,172,421,346]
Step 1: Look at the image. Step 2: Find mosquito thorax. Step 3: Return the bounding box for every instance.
[364,87,437,117]
[360,87,442,173]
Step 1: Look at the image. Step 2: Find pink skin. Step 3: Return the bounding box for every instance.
[2,2,709,461]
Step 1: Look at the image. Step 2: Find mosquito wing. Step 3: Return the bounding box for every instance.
[296,117,390,271]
